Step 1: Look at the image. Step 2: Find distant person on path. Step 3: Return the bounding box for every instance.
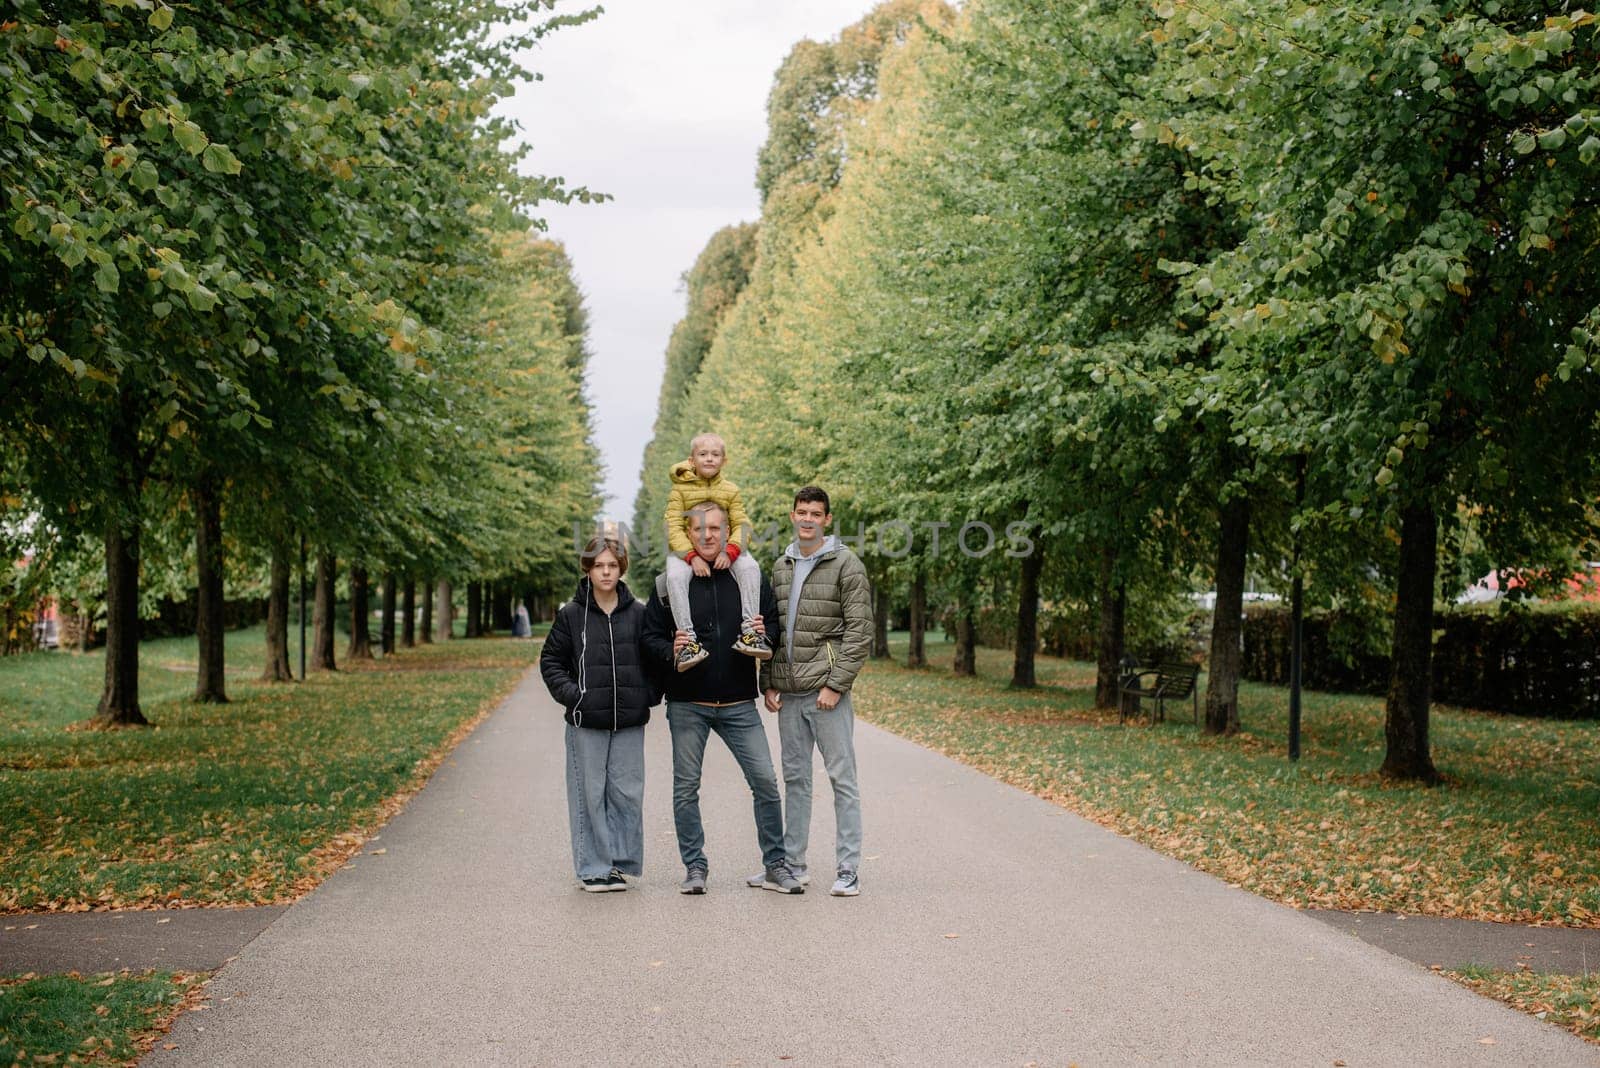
[643,501,801,895]
[754,486,872,897]
[512,600,531,638]
[539,536,656,892]
[662,432,773,671]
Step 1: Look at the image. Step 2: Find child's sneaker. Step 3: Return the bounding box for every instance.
[676,641,709,672]
[732,626,773,661]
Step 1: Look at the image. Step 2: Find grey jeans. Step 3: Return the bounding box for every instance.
[564,723,645,881]
[777,689,862,873]
[664,552,762,639]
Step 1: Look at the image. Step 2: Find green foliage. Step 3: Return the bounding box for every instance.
[631,222,758,571]
[1143,0,1600,544]
[2,1,603,703]
[634,0,1600,766]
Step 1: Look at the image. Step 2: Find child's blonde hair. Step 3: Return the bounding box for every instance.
[689,432,725,455]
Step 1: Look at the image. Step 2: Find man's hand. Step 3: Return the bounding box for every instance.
[690,556,711,578]
[713,551,732,571]
[818,685,842,711]
[673,630,693,654]
[764,689,782,713]
[749,615,766,636]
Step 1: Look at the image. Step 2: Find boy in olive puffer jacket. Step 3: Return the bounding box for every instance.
[757,485,873,897]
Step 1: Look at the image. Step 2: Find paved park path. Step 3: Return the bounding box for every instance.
[142,669,1598,1067]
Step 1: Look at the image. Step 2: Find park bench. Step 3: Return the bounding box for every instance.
[1118,659,1200,725]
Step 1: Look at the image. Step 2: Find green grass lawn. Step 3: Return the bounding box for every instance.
[0,971,198,1064]
[856,635,1600,927]
[0,626,538,911]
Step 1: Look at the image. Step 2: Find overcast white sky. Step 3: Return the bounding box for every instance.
[500,1,879,520]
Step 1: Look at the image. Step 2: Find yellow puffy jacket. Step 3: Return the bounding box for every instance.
[663,460,753,557]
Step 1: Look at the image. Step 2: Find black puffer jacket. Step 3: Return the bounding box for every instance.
[539,577,657,730]
[642,568,780,705]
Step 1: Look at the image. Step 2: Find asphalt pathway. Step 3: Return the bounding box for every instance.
[138,670,1597,1067]
[1,907,284,975]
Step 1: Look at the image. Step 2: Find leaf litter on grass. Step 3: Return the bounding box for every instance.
[0,629,536,913]
[856,637,1600,928]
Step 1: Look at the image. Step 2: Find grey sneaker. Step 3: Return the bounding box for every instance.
[679,864,707,894]
[675,641,709,672]
[762,861,805,894]
[745,865,808,888]
[732,627,774,660]
[830,868,859,896]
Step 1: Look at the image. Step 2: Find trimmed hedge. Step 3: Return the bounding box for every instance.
[962,603,1191,664]
[145,593,269,640]
[1241,603,1600,719]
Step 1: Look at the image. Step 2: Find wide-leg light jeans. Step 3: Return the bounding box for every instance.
[564,723,645,881]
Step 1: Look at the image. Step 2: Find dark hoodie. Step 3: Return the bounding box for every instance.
[539,577,657,730]
[642,567,781,705]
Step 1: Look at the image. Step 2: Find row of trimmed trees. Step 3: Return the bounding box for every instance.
[635,0,1600,780]
[2,2,602,723]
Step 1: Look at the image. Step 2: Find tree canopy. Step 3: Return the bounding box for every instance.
[633,0,1600,779]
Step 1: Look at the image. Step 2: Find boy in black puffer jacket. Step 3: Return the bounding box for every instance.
[540,536,659,892]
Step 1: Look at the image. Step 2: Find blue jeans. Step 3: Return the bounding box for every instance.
[666,700,784,870]
[778,690,862,873]
[564,724,645,880]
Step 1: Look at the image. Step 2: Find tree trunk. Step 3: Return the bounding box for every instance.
[312,552,337,671]
[480,583,494,636]
[401,579,416,648]
[347,565,373,659]
[1381,502,1441,782]
[1204,492,1251,734]
[953,600,976,676]
[434,580,452,641]
[192,471,228,703]
[492,583,513,631]
[465,581,483,639]
[1011,528,1042,689]
[907,568,926,668]
[262,539,294,682]
[94,517,149,727]
[419,575,434,644]
[1094,545,1126,709]
[380,573,397,656]
[872,583,890,659]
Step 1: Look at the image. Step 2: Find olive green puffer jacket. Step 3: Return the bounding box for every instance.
[761,539,873,695]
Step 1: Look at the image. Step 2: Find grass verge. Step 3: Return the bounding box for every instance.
[1450,968,1600,1043]
[0,627,537,912]
[855,636,1599,926]
[0,970,204,1065]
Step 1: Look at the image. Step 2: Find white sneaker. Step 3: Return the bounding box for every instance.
[745,865,809,888]
[830,869,859,896]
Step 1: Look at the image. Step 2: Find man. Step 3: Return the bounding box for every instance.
[643,501,804,895]
[754,486,873,897]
